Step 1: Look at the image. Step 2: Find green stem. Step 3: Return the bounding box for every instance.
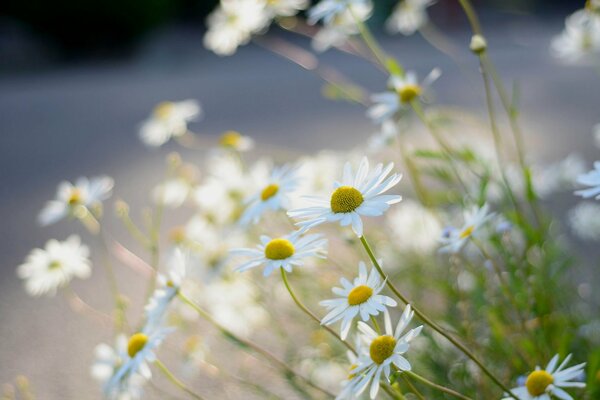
[405,371,472,400]
[348,6,391,71]
[400,373,426,400]
[371,315,381,335]
[155,359,205,400]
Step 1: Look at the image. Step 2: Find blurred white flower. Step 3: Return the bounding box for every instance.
[38,176,114,226]
[17,235,91,297]
[385,0,436,36]
[152,178,191,208]
[288,157,402,237]
[311,1,373,52]
[534,154,585,198]
[139,100,200,147]
[308,0,371,25]
[551,9,600,64]
[320,261,397,339]
[265,0,309,17]
[368,119,399,152]
[502,354,586,400]
[218,130,254,152]
[295,152,344,200]
[569,202,600,240]
[575,161,600,199]
[386,199,442,253]
[439,203,494,254]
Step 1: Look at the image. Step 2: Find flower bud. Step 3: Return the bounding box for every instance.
[470,34,487,54]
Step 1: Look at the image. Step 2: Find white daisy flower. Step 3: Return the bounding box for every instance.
[231,231,327,276]
[368,119,399,151]
[502,354,586,400]
[152,178,191,208]
[385,0,436,36]
[218,130,254,152]
[336,348,362,400]
[239,163,300,225]
[288,157,402,237]
[17,235,91,297]
[320,261,397,340]
[367,69,441,123]
[569,202,600,240]
[349,306,423,399]
[265,0,309,18]
[575,161,600,199]
[308,0,371,25]
[139,100,201,147]
[311,1,373,52]
[91,335,150,400]
[551,10,600,64]
[439,203,494,254]
[38,176,114,226]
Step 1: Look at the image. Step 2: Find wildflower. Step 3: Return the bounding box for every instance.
[139,100,200,147]
[568,202,600,240]
[17,235,91,297]
[308,0,372,25]
[38,176,114,226]
[575,161,600,199]
[218,130,254,152]
[288,157,402,237]
[367,69,441,123]
[320,261,397,339]
[265,0,309,18]
[349,306,423,399]
[311,1,373,52]
[368,120,399,152]
[439,203,494,253]
[551,10,600,64]
[386,199,442,253]
[152,178,192,208]
[534,154,585,198]
[502,354,586,400]
[385,0,436,36]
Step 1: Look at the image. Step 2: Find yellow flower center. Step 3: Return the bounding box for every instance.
[261,184,279,201]
[370,335,397,365]
[525,370,554,396]
[265,238,295,260]
[67,189,82,206]
[48,260,62,270]
[127,333,148,358]
[220,131,242,148]
[398,84,422,103]
[348,285,373,306]
[330,186,364,213]
[459,225,475,239]
[154,102,174,120]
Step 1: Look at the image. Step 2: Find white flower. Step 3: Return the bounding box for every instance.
[534,154,585,198]
[152,178,191,208]
[386,0,436,36]
[551,10,600,64]
[439,203,494,254]
[575,161,600,199]
[218,130,255,152]
[288,157,402,237]
[386,199,442,253]
[569,202,600,240]
[239,163,300,225]
[368,120,399,151]
[308,0,371,25]
[348,306,423,399]
[320,261,397,339]
[91,335,150,400]
[38,176,114,226]
[502,354,586,400]
[139,100,201,147]
[311,1,373,52]
[231,231,327,276]
[265,0,309,17]
[367,69,441,123]
[17,235,91,296]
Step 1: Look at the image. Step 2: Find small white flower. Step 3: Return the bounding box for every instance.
[551,10,600,64]
[320,261,397,339]
[439,203,494,254]
[218,130,254,152]
[311,1,373,52]
[231,231,327,276]
[385,0,436,36]
[17,235,91,297]
[575,161,600,199]
[152,178,191,208]
[308,0,371,25]
[367,69,441,123]
[288,157,402,237]
[139,100,201,147]
[569,202,600,240]
[502,354,586,400]
[38,176,114,226]
[368,119,399,151]
[386,199,442,253]
[265,0,309,17]
[348,306,423,399]
[239,163,300,225]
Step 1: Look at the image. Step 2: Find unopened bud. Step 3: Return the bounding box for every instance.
[470,34,487,54]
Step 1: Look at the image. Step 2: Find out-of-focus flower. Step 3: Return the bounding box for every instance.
[439,203,494,253]
[17,235,91,297]
[231,231,327,276]
[534,154,585,198]
[385,0,436,36]
[38,176,114,225]
[218,130,254,152]
[265,0,309,17]
[152,178,192,208]
[295,152,344,200]
[386,199,442,253]
[308,0,371,25]
[139,100,201,147]
[569,202,600,240]
[502,354,586,400]
[367,69,441,123]
[289,157,402,237]
[320,261,397,339]
[551,10,600,64]
[575,161,600,199]
[311,1,373,52]
[368,120,399,152]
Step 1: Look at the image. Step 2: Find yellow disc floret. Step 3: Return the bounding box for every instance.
[67,189,82,206]
[220,130,242,148]
[330,186,364,213]
[398,84,422,103]
[525,370,554,396]
[459,225,475,239]
[127,333,149,358]
[370,335,397,365]
[265,238,295,260]
[261,184,279,201]
[154,102,174,119]
[348,285,374,306]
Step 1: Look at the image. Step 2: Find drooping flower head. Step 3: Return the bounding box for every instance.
[139,100,201,147]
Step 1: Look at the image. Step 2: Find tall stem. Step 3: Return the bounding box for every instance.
[405,371,472,400]
[155,359,205,400]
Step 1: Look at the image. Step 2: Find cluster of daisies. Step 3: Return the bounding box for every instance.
[551,1,600,64]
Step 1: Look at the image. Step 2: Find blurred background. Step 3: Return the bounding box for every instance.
[1,0,598,398]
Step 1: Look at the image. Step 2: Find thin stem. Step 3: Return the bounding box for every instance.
[349,6,391,71]
[405,371,472,400]
[359,235,517,398]
[155,359,205,400]
[371,315,381,335]
[400,374,426,400]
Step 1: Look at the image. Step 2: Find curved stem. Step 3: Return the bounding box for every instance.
[348,6,392,72]
[405,371,472,400]
[155,359,205,400]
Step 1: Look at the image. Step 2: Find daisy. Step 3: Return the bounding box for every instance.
[502,354,586,400]
[551,10,600,64]
[386,199,442,253]
[568,202,600,240]
[231,231,327,276]
[239,163,300,225]
[439,203,494,254]
[288,157,402,237]
[17,235,91,297]
[308,0,371,25]
[38,176,114,226]
[367,69,441,123]
[368,119,399,151]
[311,1,373,52]
[265,0,309,18]
[349,306,423,399]
[320,261,397,340]
[152,178,192,208]
[575,161,600,199]
[218,130,254,152]
[139,100,201,147]
[385,0,436,36]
